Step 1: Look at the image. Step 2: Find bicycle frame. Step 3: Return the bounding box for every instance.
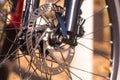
[8,0,24,28]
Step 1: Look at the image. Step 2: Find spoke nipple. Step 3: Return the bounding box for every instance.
[105,5,109,9]
[109,41,113,44]
[109,23,112,26]
[104,66,111,72]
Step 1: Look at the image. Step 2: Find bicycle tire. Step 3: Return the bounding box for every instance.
[106,0,120,80]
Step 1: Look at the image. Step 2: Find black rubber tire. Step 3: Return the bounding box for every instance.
[106,0,120,80]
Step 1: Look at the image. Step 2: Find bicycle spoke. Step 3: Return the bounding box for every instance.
[78,42,110,60]
[82,23,112,38]
[17,52,23,80]
[81,37,112,43]
[85,5,108,20]
[68,65,109,80]
[49,60,53,80]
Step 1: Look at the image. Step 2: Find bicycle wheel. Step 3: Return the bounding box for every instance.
[0,0,120,80]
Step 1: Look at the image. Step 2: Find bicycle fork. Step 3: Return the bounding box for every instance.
[65,0,84,46]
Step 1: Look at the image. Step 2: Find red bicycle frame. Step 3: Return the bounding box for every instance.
[8,0,24,28]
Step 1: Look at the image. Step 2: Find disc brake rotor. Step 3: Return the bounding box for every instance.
[26,4,75,75]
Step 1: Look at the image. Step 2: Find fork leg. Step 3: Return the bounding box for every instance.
[65,0,83,35]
